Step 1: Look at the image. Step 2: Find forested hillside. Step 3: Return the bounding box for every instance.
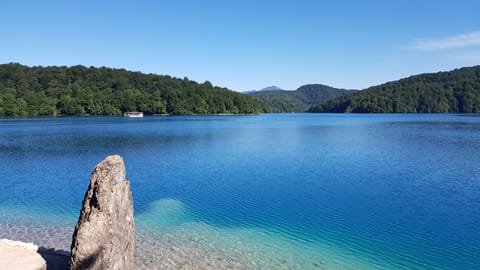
[310,66,480,113]
[249,84,356,112]
[0,63,260,116]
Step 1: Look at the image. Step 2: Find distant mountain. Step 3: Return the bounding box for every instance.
[248,84,357,113]
[243,86,284,94]
[260,86,283,91]
[310,66,480,113]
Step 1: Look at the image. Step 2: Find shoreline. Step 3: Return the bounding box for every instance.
[0,218,382,270]
[0,239,69,270]
[0,199,390,270]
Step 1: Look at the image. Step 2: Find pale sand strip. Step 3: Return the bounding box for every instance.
[0,239,46,270]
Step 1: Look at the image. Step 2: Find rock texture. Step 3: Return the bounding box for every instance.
[70,155,134,270]
[0,239,46,270]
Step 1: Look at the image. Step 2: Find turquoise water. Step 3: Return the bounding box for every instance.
[1,114,479,269]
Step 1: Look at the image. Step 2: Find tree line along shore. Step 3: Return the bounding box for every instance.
[1,63,480,116]
[0,63,260,117]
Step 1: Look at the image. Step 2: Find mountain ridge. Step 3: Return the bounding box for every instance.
[248,84,357,113]
[243,86,284,94]
[310,65,480,113]
[260,86,284,91]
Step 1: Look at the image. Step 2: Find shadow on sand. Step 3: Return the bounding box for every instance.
[37,247,70,270]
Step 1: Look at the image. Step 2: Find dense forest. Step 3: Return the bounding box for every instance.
[248,84,357,113]
[0,63,260,116]
[310,66,480,113]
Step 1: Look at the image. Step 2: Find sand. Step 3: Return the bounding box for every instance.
[0,239,46,270]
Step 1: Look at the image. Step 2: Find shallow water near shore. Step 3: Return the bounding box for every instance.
[1,114,480,269]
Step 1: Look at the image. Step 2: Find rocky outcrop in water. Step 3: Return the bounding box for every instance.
[70,155,134,270]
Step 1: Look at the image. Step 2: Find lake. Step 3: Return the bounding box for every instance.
[1,114,479,269]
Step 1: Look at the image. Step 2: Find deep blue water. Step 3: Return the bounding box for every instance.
[1,114,479,269]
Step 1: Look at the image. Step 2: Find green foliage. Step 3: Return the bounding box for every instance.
[249,84,357,113]
[0,63,260,117]
[310,66,480,113]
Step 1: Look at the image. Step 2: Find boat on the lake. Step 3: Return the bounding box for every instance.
[123,112,144,118]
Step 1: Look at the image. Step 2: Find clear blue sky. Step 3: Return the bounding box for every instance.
[1,0,480,91]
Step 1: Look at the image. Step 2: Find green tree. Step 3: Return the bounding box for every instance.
[0,63,260,117]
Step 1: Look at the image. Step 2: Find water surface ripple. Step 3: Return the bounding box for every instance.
[1,114,479,269]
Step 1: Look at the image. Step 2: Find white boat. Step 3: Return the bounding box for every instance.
[123,112,144,118]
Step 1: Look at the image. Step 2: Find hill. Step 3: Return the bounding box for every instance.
[0,63,260,116]
[248,84,357,113]
[243,86,283,94]
[310,66,480,113]
[259,86,284,91]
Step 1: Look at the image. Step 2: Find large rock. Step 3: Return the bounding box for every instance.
[70,155,134,270]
